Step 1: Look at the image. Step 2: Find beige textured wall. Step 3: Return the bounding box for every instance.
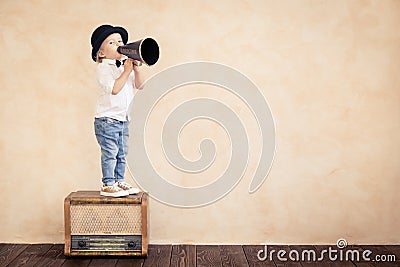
[0,0,399,244]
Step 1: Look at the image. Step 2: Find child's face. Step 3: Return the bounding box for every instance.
[98,33,124,60]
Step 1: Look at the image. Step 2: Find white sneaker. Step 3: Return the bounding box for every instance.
[117,181,140,195]
[100,183,129,197]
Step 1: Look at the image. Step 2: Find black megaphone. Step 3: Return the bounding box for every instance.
[117,37,159,66]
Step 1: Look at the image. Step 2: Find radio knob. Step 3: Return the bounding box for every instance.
[78,241,86,248]
[128,241,136,248]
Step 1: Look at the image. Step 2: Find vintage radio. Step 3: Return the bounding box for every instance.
[64,191,148,256]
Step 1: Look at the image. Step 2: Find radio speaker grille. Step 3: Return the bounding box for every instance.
[70,204,142,235]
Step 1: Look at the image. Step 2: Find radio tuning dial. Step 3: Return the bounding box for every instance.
[78,241,86,248]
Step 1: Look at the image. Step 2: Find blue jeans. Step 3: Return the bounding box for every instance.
[94,117,129,186]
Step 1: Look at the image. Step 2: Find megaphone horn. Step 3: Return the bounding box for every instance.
[117,37,160,66]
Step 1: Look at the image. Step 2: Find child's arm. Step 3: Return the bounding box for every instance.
[133,61,145,89]
[111,59,134,95]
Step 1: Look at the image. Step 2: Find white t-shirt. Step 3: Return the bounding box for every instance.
[94,59,135,121]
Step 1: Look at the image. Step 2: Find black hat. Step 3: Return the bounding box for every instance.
[90,24,128,61]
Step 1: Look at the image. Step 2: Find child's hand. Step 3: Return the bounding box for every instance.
[133,60,142,72]
[123,58,134,73]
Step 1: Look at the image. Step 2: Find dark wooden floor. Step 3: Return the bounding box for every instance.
[0,244,399,267]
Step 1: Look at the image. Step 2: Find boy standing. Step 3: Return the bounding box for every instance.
[91,24,142,197]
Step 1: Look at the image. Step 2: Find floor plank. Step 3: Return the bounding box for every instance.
[197,245,222,267]
[142,244,172,267]
[242,245,276,266]
[62,256,92,267]
[219,245,249,267]
[0,244,29,266]
[7,244,53,267]
[115,257,145,267]
[170,244,196,267]
[353,262,376,267]
[88,257,118,267]
[39,244,66,267]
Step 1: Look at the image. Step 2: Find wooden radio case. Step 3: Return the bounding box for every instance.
[64,191,148,257]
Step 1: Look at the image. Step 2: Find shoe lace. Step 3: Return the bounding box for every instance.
[118,181,131,188]
[111,183,121,190]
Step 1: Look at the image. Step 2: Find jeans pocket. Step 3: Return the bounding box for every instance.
[94,118,111,134]
[95,117,118,130]
[94,119,103,135]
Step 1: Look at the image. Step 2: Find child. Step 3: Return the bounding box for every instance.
[90,24,143,197]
